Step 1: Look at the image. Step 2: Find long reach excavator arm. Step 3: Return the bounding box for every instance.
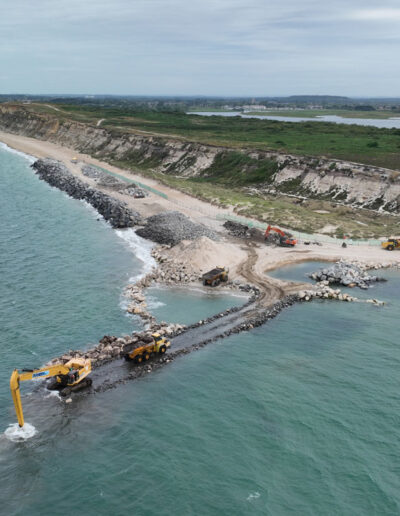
[10,358,91,427]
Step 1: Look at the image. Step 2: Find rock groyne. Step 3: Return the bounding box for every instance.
[309,261,385,289]
[32,159,141,228]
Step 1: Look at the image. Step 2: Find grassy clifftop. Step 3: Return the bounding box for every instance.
[18,103,400,170]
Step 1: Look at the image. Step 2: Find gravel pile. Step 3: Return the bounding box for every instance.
[309,262,384,289]
[82,164,108,181]
[136,211,218,246]
[82,164,147,197]
[32,159,141,228]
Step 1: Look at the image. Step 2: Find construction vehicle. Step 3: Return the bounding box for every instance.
[10,358,92,428]
[124,333,171,363]
[265,225,297,247]
[381,238,400,251]
[202,266,229,286]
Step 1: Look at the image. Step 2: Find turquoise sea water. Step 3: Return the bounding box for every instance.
[1,144,400,515]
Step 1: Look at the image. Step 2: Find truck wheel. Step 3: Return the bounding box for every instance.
[134,355,143,364]
[222,275,228,282]
[203,280,207,286]
[387,245,394,251]
[143,353,150,361]
[159,345,167,354]
[86,378,93,387]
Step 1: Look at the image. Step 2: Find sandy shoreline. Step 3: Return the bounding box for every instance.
[1,129,399,286]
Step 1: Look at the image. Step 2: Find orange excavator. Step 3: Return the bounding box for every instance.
[264,225,297,247]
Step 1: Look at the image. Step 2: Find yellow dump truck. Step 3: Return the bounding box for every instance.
[381,238,400,251]
[124,333,171,363]
[202,267,229,286]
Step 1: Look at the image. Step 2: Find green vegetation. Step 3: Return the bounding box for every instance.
[25,103,399,170]
[11,102,400,237]
[195,152,278,186]
[110,163,400,238]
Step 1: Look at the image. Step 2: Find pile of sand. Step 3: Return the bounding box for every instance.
[166,236,247,274]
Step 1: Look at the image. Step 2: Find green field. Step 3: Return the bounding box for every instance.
[21,103,400,170]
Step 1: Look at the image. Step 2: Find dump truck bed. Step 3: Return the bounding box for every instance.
[202,268,224,280]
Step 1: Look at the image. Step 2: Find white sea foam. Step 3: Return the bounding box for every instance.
[0,141,36,163]
[146,296,166,310]
[115,228,156,281]
[4,422,37,441]
[45,390,61,400]
[246,492,260,501]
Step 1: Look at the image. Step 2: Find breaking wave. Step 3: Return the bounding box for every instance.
[4,422,37,442]
[115,228,156,281]
[0,141,36,164]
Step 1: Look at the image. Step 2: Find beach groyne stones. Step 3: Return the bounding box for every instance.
[136,211,218,246]
[32,159,141,228]
[309,261,384,289]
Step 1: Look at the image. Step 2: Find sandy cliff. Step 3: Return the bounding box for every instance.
[0,104,399,212]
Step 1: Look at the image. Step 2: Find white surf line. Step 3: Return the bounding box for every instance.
[115,228,156,282]
[0,141,36,164]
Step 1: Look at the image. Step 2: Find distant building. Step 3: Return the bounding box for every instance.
[242,105,267,111]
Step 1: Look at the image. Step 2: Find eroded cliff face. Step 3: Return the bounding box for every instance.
[1,104,400,213]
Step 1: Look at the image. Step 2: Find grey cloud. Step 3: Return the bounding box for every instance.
[0,0,399,95]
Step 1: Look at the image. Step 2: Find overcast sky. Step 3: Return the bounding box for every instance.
[1,0,399,96]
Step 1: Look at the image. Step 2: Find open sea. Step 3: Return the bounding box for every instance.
[1,144,400,515]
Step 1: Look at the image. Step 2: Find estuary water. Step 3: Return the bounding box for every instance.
[190,111,400,129]
[1,145,400,515]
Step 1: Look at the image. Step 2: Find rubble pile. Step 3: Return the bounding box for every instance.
[309,261,385,289]
[223,220,264,241]
[136,211,218,246]
[82,164,147,198]
[223,220,250,237]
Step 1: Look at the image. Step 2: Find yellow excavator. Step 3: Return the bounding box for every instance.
[10,358,92,428]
